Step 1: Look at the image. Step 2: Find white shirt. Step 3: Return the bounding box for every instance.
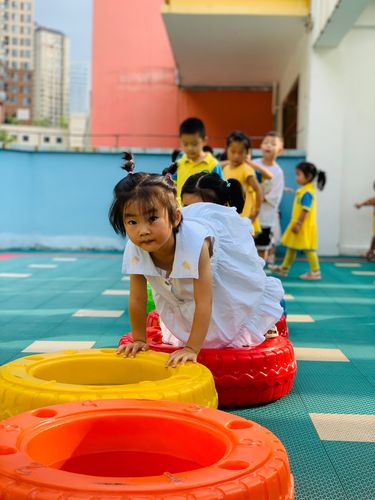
[253,159,285,228]
[123,203,283,348]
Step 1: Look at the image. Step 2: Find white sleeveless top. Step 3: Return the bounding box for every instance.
[122,203,284,348]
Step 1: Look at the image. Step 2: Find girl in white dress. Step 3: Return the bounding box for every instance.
[111,154,284,367]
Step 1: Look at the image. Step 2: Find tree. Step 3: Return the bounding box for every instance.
[59,116,69,129]
[0,129,16,148]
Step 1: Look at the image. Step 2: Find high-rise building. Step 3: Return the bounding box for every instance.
[70,61,90,114]
[1,0,33,124]
[33,26,69,127]
[0,0,6,122]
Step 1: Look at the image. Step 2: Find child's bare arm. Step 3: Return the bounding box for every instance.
[246,160,273,180]
[166,240,212,367]
[355,197,375,209]
[247,175,263,219]
[117,274,148,357]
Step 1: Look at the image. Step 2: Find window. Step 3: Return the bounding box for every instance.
[12,1,18,8]
[23,86,29,93]
[12,37,17,45]
[11,49,17,57]
[11,25,18,33]
[43,137,50,143]
[22,62,29,69]
[11,96,17,103]
[24,50,30,58]
[22,135,29,142]
[11,85,17,92]
[23,96,30,105]
[11,61,17,69]
[24,26,31,34]
[25,15,31,22]
[56,137,63,144]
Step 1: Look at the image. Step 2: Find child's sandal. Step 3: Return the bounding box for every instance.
[264,325,279,339]
[268,265,289,277]
[299,271,321,280]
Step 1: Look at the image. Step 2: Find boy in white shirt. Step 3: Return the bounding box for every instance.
[252,132,285,261]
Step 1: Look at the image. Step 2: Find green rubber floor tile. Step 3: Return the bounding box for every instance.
[230,393,348,500]
[323,442,375,500]
[295,362,375,414]
[94,335,123,348]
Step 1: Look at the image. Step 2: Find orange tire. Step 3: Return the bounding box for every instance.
[0,399,294,499]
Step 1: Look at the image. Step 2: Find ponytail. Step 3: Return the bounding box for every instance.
[162,162,178,177]
[226,178,245,213]
[317,170,326,191]
[181,172,245,213]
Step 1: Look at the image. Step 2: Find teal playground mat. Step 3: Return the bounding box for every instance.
[0,252,374,499]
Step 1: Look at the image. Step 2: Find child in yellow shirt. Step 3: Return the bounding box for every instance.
[222,131,271,236]
[163,117,223,200]
[271,161,326,280]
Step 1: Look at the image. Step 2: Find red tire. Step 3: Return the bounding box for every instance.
[119,326,297,408]
[0,399,294,499]
[276,315,289,337]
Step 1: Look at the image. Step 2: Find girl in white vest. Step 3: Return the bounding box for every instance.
[111,154,284,367]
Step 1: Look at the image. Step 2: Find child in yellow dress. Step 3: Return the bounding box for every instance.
[271,162,326,280]
[222,131,271,236]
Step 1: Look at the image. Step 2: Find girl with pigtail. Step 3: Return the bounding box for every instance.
[271,161,327,280]
[110,153,284,367]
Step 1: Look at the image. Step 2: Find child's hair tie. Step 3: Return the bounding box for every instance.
[121,152,135,174]
[164,172,175,186]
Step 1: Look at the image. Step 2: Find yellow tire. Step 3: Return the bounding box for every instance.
[0,349,218,418]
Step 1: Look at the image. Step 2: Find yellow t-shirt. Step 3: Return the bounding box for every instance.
[282,182,317,250]
[176,152,222,198]
[223,163,261,235]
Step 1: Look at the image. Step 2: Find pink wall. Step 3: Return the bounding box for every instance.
[91,0,272,149]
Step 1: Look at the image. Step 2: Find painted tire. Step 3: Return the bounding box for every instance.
[0,349,217,419]
[276,314,289,337]
[0,399,294,499]
[119,327,296,407]
[145,310,289,337]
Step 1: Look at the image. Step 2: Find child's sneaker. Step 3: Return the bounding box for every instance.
[264,325,279,339]
[268,265,288,277]
[299,271,321,280]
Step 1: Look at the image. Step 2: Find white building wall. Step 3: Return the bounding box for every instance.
[306,2,375,255]
[278,0,375,255]
[278,34,310,150]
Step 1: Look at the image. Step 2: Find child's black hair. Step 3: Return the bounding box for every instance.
[226,130,252,151]
[264,130,284,142]
[179,117,206,138]
[109,152,180,237]
[203,144,214,154]
[181,172,245,214]
[296,161,327,191]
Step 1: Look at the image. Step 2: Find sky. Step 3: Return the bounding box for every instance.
[34,0,92,64]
